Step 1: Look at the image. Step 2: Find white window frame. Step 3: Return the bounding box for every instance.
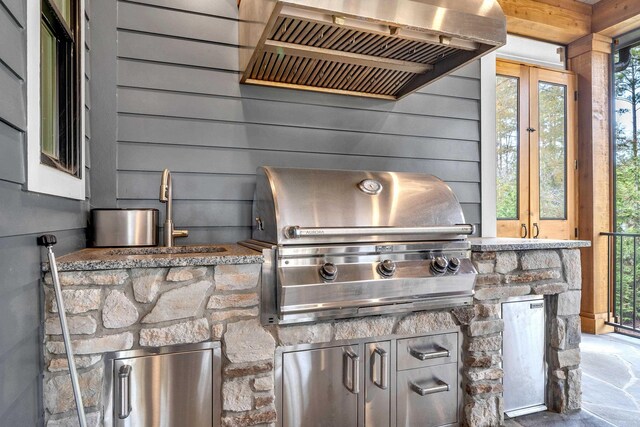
[480,52,497,237]
[26,0,86,200]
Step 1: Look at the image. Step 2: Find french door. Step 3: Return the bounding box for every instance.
[496,60,577,240]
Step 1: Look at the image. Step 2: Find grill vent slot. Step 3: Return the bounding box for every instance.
[249,52,414,96]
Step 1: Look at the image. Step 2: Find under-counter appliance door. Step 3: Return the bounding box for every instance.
[502,298,546,415]
[365,341,391,427]
[113,349,215,427]
[282,345,360,427]
[396,364,458,427]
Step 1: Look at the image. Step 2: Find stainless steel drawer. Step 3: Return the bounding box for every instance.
[397,333,457,371]
[396,363,458,427]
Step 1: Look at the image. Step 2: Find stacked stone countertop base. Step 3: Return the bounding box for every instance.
[465,247,583,426]
[42,263,276,427]
[42,242,585,427]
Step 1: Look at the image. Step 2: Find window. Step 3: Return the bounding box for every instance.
[26,0,85,199]
[495,60,576,240]
[40,0,81,176]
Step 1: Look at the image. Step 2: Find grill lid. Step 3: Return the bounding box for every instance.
[252,167,473,245]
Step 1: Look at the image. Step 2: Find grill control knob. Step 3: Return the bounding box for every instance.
[430,257,448,275]
[447,257,461,273]
[319,262,337,281]
[377,259,397,277]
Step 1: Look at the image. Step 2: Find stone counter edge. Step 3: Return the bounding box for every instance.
[470,238,591,252]
[43,245,264,272]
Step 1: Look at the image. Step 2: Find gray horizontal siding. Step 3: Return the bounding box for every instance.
[0,0,89,424]
[0,61,25,129]
[125,0,237,17]
[0,120,24,183]
[0,0,24,26]
[116,171,481,202]
[117,115,480,161]
[0,4,25,79]
[105,0,482,243]
[116,86,480,140]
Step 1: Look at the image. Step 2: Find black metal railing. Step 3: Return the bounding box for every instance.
[602,232,640,336]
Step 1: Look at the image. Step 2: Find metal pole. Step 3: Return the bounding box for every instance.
[634,237,638,331]
[41,237,87,427]
[607,235,611,324]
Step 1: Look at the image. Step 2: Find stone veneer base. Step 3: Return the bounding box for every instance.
[42,245,583,427]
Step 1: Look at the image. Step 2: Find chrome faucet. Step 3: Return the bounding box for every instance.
[159,168,188,247]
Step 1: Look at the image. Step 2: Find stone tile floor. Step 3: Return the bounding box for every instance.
[506,333,640,427]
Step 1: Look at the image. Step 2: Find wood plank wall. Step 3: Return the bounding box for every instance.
[0,0,90,423]
[106,0,483,243]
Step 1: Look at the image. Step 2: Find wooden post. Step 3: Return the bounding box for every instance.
[567,34,614,335]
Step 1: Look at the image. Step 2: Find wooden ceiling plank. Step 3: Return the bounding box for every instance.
[592,0,640,37]
[497,0,592,44]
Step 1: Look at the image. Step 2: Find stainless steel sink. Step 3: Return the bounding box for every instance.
[105,246,226,256]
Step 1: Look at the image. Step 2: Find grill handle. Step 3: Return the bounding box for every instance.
[284,225,475,239]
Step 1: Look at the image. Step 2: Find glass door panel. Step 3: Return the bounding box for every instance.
[529,68,576,239]
[496,75,520,220]
[538,82,567,220]
[496,62,530,238]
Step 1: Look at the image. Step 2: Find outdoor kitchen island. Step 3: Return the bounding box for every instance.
[41,238,589,427]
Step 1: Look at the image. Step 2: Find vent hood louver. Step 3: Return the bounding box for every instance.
[239,0,506,100]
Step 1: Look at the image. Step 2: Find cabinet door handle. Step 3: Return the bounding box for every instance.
[118,365,132,419]
[533,222,540,239]
[408,346,450,361]
[372,347,389,390]
[410,380,450,396]
[343,350,360,394]
[521,223,528,238]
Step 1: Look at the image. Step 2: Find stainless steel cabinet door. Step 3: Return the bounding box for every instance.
[113,349,216,427]
[282,345,360,427]
[502,298,546,414]
[365,341,391,427]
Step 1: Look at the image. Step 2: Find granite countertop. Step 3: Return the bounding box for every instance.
[45,244,264,271]
[469,237,591,252]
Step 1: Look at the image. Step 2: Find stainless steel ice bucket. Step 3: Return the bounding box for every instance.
[90,209,159,247]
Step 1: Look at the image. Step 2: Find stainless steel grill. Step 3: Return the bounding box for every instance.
[243,167,477,325]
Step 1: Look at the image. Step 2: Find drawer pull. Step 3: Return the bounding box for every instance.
[118,365,132,419]
[373,347,389,390]
[409,346,450,361]
[410,380,450,396]
[343,350,360,394]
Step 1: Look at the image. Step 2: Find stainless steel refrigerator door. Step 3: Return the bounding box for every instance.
[282,345,360,427]
[502,297,546,414]
[113,348,216,427]
[365,341,391,427]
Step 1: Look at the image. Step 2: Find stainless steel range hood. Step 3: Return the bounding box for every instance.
[239,0,506,100]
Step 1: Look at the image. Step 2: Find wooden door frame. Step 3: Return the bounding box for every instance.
[496,59,578,240]
[529,67,578,240]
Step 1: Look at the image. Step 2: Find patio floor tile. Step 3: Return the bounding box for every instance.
[508,333,640,427]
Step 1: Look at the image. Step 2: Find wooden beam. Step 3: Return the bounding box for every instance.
[568,34,615,335]
[567,32,612,58]
[263,40,432,74]
[592,0,640,37]
[497,0,592,44]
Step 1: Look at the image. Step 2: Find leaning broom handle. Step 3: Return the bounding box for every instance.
[39,235,87,427]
